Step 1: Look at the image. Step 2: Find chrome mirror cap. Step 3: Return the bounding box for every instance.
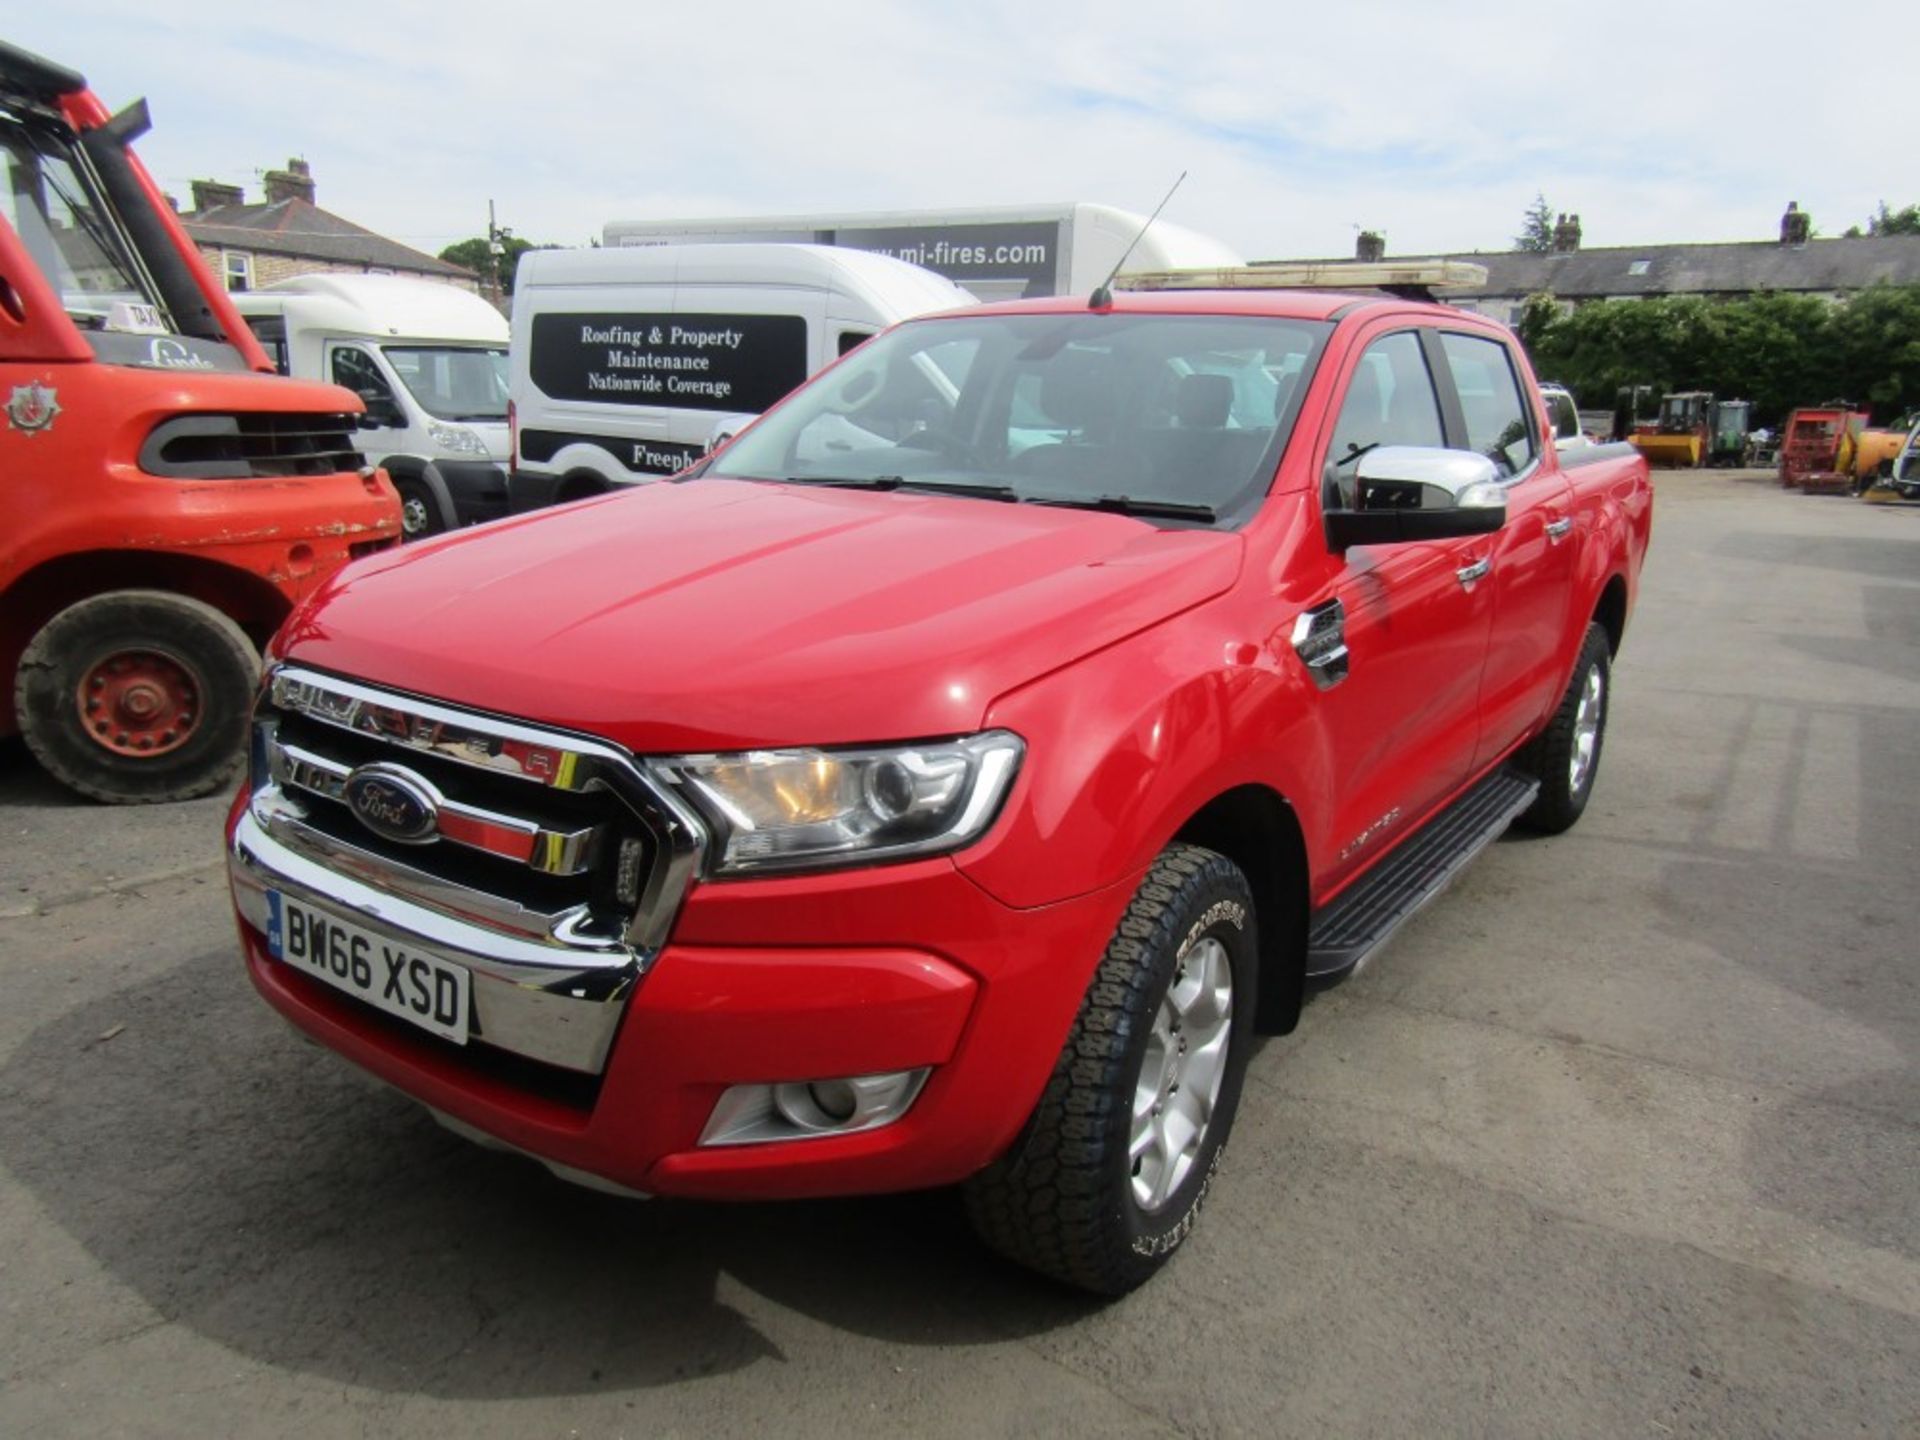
[1354,446,1503,507]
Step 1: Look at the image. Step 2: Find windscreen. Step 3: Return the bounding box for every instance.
[383,345,510,421]
[1,101,248,370]
[706,310,1332,526]
[1,106,161,326]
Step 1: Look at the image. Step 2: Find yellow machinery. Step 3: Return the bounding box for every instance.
[1630,391,1713,467]
[1852,426,1906,486]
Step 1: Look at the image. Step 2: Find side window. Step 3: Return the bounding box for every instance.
[245,316,289,375]
[838,329,873,357]
[1322,331,1445,509]
[1440,333,1536,477]
[330,346,391,403]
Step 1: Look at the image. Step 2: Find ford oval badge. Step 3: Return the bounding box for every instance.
[343,764,441,845]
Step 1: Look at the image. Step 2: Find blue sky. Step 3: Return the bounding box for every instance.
[15,1,1908,264]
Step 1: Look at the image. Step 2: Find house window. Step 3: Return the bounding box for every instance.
[1627,259,1651,276]
[223,250,253,291]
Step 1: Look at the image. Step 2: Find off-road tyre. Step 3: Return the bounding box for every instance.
[14,590,259,804]
[1513,622,1611,835]
[963,845,1258,1295]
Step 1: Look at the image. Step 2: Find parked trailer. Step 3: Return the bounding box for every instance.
[1779,406,1865,493]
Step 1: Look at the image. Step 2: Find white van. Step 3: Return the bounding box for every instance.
[234,275,511,539]
[507,243,973,509]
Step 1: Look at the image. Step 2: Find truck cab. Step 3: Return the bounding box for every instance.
[0,41,399,802]
[236,275,512,538]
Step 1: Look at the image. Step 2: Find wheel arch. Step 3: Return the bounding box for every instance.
[557,469,613,504]
[380,455,460,533]
[1171,783,1310,1035]
[1592,572,1629,657]
[2,551,283,715]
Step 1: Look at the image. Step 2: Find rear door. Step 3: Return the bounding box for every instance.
[1303,325,1496,893]
[1433,331,1577,768]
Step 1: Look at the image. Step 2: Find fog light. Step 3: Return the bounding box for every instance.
[806,1079,859,1123]
[700,1068,931,1146]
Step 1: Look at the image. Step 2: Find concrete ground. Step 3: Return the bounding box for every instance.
[1,472,1915,1438]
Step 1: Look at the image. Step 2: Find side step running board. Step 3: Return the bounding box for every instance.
[1306,768,1539,979]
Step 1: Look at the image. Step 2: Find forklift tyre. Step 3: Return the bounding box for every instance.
[14,590,260,804]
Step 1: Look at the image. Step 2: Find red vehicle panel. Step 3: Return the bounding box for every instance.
[229,277,1649,1293]
[0,42,399,802]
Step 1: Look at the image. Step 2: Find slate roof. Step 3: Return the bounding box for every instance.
[1257,235,1920,301]
[182,197,472,278]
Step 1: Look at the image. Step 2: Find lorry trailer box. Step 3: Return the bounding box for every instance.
[601,202,1245,304]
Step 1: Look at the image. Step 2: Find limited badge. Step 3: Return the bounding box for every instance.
[6,382,60,436]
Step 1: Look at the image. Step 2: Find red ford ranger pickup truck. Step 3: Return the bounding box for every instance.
[228,284,1651,1294]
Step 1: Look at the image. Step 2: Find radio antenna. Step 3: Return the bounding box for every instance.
[1090,171,1187,310]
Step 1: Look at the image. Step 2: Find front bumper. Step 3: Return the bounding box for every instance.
[231,806,1138,1198]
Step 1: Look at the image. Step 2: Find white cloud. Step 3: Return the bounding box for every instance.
[15,0,1909,264]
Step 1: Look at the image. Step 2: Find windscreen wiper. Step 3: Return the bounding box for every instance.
[1024,492,1219,522]
[781,475,1020,501]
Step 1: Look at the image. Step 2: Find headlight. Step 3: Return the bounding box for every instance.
[655,732,1023,875]
[428,422,487,457]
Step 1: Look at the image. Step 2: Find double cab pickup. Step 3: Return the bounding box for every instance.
[229,283,1651,1293]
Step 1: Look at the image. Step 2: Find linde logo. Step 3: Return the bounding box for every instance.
[343,766,440,844]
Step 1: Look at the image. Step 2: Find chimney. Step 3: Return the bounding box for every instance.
[1551,212,1582,252]
[1780,201,1810,245]
[1356,230,1385,262]
[189,178,244,213]
[263,157,315,206]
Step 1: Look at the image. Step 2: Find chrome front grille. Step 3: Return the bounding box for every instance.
[231,665,706,1073]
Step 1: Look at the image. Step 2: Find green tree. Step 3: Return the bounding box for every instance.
[1867,201,1920,236]
[1513,193,1554,253]
[437,233,550,294]
[1517,285,1920,427]
[1829,285,1920,414]
[1513,291,1561,354]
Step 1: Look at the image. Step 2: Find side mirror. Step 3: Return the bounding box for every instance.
[705,417,740,455]
[356,391,404,429]
[1325,447,1506,550]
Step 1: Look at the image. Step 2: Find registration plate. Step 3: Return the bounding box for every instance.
[266,891,470,1044]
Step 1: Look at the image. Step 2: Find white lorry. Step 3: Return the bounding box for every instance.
[601,201,1243,304]
[507,243,973,509]
[234,275,511,539]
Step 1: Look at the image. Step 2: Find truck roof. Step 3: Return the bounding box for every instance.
[235,274,507,344]
[515,242,974,317]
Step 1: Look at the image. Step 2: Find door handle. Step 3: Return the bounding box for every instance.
[1455,558,1490,586]
[1545,517,1573,540]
